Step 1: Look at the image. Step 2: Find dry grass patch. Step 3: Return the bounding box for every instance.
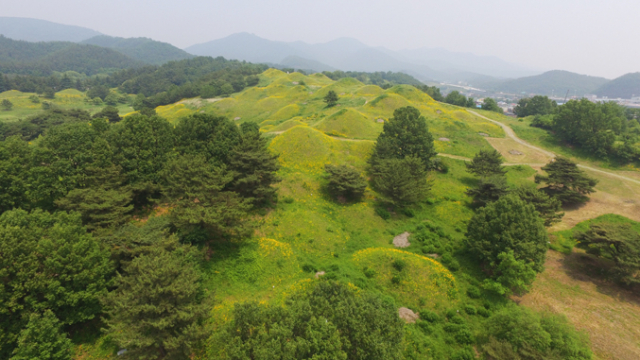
[515,251,640,360]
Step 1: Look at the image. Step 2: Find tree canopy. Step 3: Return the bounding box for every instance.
[535,157,598,205]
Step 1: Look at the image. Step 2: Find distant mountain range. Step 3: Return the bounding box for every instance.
[185,33,540,83]
[1,17,639,99]
[0,17,101,42]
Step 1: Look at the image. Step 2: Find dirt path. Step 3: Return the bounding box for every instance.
[467,110,640,186]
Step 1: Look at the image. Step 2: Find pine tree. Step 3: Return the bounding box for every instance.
[466,149,506,179]
[513,186,564,227]
[324,90,339,107]
[227,122,280,206]
[104,243,210,360]
[466,194,548,295]
[466,175,510,206]
[370,157,430,205]
[162,155,251,240]
[11,311,72,360]
[535,157,598,205]
[370,106,436,168]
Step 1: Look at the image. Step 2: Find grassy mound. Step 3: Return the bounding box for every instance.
[269,126,373,173]
[155,103,196,122]
[353,248,458,309]
[263,118,307,133]
[314,108,381,139]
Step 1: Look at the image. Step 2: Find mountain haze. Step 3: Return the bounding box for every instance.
[81,35,194,65]
[185,33,538,82]
[0,17,101,42]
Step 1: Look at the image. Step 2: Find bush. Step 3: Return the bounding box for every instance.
[324,164,367,202]
[420,309,440,323]
[376,207,391,220]
[467,286,481,299]
[464,305,477,315]
[477,307,491,318]
[392,259,407,272]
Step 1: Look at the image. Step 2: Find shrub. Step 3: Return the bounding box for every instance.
[467,286,481,299]
[392,259,407,272]
[324,164,367,202]
[464,305,477,315]
[420,309,440,323]
[376,207,391,220]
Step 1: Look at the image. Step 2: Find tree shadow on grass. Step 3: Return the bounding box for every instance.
[559,250,640,306]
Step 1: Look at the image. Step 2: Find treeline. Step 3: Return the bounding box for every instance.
[98,56,267,110]
[519,95,640,162]
[322,70,423,87]
[0,111,279,357]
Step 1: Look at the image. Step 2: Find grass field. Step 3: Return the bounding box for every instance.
[0,89,135,121]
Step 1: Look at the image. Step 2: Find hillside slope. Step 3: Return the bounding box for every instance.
[0,36,143,75]
[484,70,609,96]
[82,35,194,65]
[0,16,101,42]
[594,72,640,99]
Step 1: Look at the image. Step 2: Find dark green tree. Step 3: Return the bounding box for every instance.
[0,209,111,357]
[370,106,436,168]
[553,99,624,157]
[370,157,430,205]
[92,106,121,122]
[60,74,73,90]
[109,114,174,205]
[324,164,367,202]
[55,166,133,232]
[226,122,280,206]
[576,222,640,286]
[213,281,404,360]
[535,157,598,205]
[173,113,241,164]
[514,96,557,117]
[483,306,592,360]
[466,194,548,294]
[162,155,251,240]
[466,149,506,179]
[513,186,564,227]
[10,311,73,360]
[0,136,32,213]
[104,241,210,360]
[482,98,504,113]
[86,85,109,101]
[466,175,510,206]
[444,91,469,107]
[324,90,339,107]
[43,87,55,99]
[1,99,12,111]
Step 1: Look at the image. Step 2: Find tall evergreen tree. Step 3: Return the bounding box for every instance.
[466,194,548,295]
[466,149,506,179]
[162,155,251,240]
[370,157,430,205]
[466,175,510,206]
[104,242,210,360]
[370,106,436,168]
[10,311,72,360]
[227,122,280,206]
[173,113,241,164]
[513,186,564,227]
[535,157,598,205]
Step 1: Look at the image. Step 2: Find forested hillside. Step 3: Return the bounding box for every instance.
[0,35,143,75]
[595,72,640,99]
[484,70,609,96]
[81,35,194,65]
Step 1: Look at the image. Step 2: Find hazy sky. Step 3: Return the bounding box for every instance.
[4,0,639,79]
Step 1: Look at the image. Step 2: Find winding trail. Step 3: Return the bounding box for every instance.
[467,110,640,186]
[268,119,640,186]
